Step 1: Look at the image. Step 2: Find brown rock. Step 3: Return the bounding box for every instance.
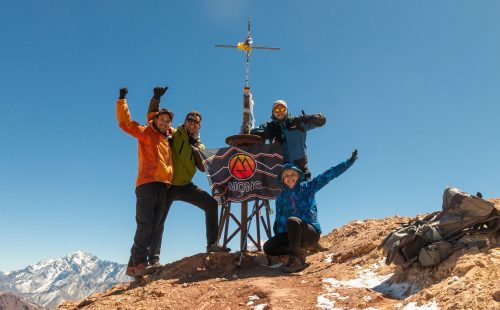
[493,290,500,302]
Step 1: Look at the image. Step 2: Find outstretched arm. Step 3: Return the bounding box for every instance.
[300,110,326,131]
[305,149,358,193]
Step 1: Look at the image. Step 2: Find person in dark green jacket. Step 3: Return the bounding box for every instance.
[150,109,230,258]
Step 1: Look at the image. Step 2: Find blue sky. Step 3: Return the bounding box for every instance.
[1,1,499,272]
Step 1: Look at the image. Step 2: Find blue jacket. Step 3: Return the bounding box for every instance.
[251,113,326,163]
[274,160,353,235]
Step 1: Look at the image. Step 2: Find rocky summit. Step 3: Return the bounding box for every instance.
[57,199,500,309]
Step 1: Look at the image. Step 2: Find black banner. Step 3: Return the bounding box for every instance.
[200,144,283,203]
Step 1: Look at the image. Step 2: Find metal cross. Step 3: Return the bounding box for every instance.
[215,17,280,88]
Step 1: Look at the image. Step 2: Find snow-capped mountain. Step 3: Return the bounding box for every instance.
[0,251,128,308]
[0,292,46,310]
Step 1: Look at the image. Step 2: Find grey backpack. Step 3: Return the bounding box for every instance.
[380,187,500,268]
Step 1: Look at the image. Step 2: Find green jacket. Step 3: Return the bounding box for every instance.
[171,125,205,186]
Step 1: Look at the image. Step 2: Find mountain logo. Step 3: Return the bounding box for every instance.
[228,153,256,180]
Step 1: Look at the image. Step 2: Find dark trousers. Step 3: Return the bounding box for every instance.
[291,156,311,180]
[263,217,320,257]
[130,182,169,265]
[157,183,219,248]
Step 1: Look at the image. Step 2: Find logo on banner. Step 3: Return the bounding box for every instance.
[228,154,256,179]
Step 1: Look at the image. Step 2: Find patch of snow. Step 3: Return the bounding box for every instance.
[447,276,459,284]
[362,295,373,302]
[317,292,350,309]
[247,295,259,306]
[317,294,340,309]
[247,295,267,310]
[323,269,393,290]
[325,253,334,263]
[320,259,419,303]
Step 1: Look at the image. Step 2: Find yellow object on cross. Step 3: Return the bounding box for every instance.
[237,42,252,53]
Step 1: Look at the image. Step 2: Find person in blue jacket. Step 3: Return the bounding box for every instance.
[263,149,358,273]
[250,99,326,180]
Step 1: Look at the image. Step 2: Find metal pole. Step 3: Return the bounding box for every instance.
[240,201,248,251]
[237,200,258,268]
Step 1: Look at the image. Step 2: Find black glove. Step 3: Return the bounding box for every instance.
[349,149,358,164]
[119,87,128,99]
[301,110,326,126]
[153,86,168,100]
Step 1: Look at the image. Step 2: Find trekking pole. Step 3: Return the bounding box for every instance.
[236,201,258,269]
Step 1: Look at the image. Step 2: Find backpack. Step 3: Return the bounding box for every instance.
[380,187,500,268]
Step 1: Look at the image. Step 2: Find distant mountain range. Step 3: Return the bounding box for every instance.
[0,292,46,310]
[0,251,129,308]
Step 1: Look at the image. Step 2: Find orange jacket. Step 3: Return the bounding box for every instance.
[116,99,173,187]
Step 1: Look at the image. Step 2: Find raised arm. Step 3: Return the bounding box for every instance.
[305,149,358,193]
[116,87,146,138]
[147,86,168,120]
[299,110,326,131]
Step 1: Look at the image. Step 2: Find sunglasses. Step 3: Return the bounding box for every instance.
[274,107,287,113]
[186,118,200,125]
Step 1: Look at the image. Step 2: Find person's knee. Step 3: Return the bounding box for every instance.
[209,197,218,209]
[263,240,273,255]
[286,217,301,229]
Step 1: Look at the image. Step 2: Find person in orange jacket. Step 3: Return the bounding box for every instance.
[116,86,174,277]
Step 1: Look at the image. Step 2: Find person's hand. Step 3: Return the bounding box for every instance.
[191,145,200,153]
[349,149,358,163]
[301,110,326,126]
[153,86,168,100]
[119,87,128,99]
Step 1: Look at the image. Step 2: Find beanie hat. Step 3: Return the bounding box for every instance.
[273,100,288,110]
[156,108,174,120]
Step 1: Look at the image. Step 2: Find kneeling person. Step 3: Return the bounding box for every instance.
[264,150,358,272]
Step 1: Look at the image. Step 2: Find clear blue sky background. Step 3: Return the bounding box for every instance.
[1,1,499,272]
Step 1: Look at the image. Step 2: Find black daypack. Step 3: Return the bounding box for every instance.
[380,187,500,268]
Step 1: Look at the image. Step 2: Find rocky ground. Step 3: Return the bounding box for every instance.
[58,200,500,310]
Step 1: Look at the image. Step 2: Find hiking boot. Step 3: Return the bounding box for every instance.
[296,248,307,265]
[281,255,306,273]
[126,266,136,277]
[126,258,136,277]
[309,242,329,254]
[134,262,157,276]
[207,242,231,253]
[148,260,162,268]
